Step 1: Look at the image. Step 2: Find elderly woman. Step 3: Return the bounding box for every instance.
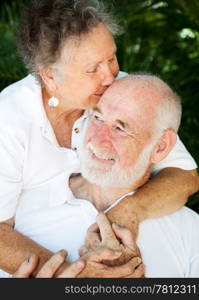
[0,0,197,277]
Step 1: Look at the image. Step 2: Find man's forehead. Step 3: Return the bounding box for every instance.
[96,82,156,131]
[93,105,132,132]
[98,84,133,112]
[100,78,161,113]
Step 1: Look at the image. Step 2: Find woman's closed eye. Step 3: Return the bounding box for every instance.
[86,64,99,73]
[108,57,115,64]
[87,67,98,74]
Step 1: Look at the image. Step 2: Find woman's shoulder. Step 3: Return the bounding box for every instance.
[0,75,42,127]
[0,74,38,101]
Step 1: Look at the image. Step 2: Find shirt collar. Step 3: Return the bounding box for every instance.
[104,191,135,213]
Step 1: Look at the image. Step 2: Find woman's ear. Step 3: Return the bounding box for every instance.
[38,66,57,92]
[151,129,177,164]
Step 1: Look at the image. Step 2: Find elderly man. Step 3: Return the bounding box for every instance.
[1,0,198,278]
[15,74,199,278]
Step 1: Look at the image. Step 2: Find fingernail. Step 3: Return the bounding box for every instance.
[137,257,142,264]
[114,250,122,256]
[60,249,67,258]
[27,255,31,264]
[76,260,84,269]
[113,223,119,228]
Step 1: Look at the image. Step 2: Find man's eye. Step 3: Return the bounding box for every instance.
[115,126,129,136]
[93,114,103,121]
[115,126,123,132]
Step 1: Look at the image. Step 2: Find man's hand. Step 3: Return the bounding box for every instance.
[77,246,144,278]
[79,213,141,266]
[13,250,85,278]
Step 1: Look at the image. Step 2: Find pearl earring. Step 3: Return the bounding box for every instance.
[48,96,59,107]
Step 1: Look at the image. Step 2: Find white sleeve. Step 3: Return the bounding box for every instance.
[152,135,197,175]
[189,255,199,277]
[116,71,128,79]
[186,210,199,277]
[0,127,24,221]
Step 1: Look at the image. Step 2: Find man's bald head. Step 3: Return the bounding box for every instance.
[81,74,181,188]
[106,74,182,139]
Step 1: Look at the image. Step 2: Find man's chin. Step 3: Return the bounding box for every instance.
[81,165,110,184]
[82,167,110,177]
[84,160,113,172]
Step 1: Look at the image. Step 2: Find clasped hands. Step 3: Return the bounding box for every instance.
[14,213,144,278]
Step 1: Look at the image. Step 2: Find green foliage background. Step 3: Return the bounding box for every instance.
[0,0,198,212]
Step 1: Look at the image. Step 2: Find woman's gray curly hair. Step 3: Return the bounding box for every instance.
[17,0,121,83]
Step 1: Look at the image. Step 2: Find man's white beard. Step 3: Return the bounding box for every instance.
[81,142,155,188]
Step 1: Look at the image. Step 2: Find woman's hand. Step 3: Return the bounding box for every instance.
[13,214,144,278]
[13,250,85,278]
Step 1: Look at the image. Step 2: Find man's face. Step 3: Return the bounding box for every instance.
[53,23,119,110]
[81,81,155,187]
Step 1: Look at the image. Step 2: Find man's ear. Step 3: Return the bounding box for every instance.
[38,66,57,92]
[151,129,177,164]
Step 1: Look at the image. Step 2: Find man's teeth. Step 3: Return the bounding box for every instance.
[88,144,114,160]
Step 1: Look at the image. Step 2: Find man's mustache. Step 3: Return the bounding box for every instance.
[86,142,117,161]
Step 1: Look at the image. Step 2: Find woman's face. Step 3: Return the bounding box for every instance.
[51,24,119,110]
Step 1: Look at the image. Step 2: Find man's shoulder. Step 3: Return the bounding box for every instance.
[160,206,199,227]
[170,206,199,220]
[116,71,128,80]
[160,206,199,240]
[141,206,199,235]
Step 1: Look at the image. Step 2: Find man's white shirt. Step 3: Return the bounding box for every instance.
[0,74,198,278]
[0,74,197,222]
[14,190,199,278]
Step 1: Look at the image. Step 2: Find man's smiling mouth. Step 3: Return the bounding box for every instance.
[88,143,115,164]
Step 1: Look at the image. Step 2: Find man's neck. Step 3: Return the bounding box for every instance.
[70,169,151,211]
[90,173,150,211]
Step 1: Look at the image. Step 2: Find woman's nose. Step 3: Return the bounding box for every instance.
[100,65,115,86]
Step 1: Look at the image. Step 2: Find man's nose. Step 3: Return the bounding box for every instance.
[94,123,112,146]
[100,65,115,86]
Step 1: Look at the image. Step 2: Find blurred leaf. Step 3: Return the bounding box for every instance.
[0,0,27,91]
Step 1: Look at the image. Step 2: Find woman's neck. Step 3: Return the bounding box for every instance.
[42,88,83,125]
[42,87,84,148]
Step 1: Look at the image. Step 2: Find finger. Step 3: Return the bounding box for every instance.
[91,256,142,278]
[85,231,101,249]
[57,259,85,278]
[79,245,89,257]
[126,263,145,278]
[13,254,39,278]
[109,256,142,278]
[84,246,121,262]
[36,250,67,278]
[87,222,99,233]
[96,213,120,248]
[112,223,138,253]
